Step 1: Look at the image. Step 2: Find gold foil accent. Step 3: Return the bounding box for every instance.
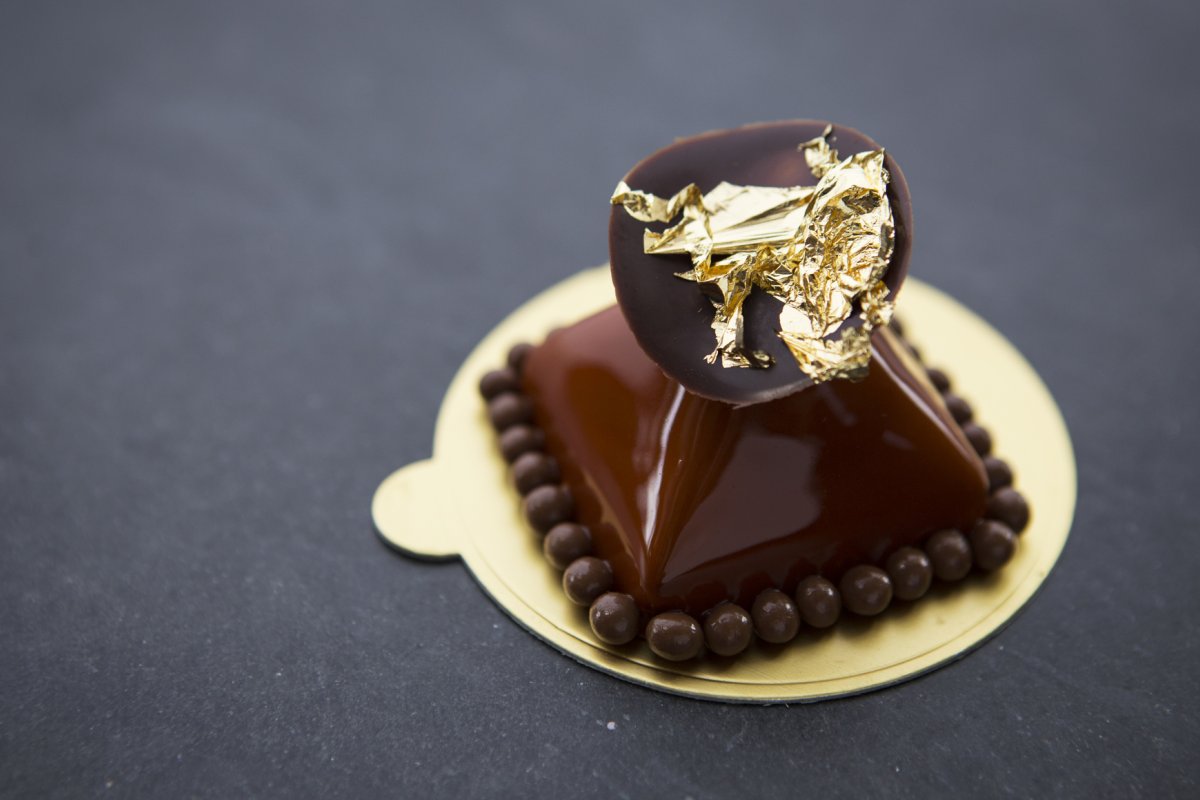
[611,128,896,382]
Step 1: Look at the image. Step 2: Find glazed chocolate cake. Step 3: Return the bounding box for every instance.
[478,121,1030,662]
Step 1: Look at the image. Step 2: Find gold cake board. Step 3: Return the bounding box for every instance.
[372,267,1076,703]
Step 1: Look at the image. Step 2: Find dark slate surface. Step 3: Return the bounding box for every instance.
[1,1,1197,797]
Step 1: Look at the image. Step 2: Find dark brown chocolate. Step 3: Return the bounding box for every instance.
[589,592,639,645]
[795,576,842,629]
[926,529,973,581]
[609,120,914,405]
[488,393,534,431]
[926,367,951,393]
[983,456,1014,492]
[943,394,973,424]
[562,556,613,606]
[703,603,754,656]
[507,343,534,374]
[511,452,560,495]
[885,547,934,601]
[522,484,573,533]
[969,520,1017,571]
[542,523,592,570]
[499,425,545,463]
[521,305,988,616]
[645,612,704,661]
[840,565,893,616]
[479,368,520,400]
[962,423,993,456]
[986,487,1030,533]
[751,589,800,644]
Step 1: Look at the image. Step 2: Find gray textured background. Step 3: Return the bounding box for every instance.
[2,1,1198,797]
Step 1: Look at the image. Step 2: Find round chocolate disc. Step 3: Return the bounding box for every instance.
[609,120,913,405]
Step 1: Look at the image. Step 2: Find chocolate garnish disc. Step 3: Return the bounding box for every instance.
[609,121,914,405]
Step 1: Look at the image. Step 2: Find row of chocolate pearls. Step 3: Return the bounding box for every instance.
[480,337,1030,662]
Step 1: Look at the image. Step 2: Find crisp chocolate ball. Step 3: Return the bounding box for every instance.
[795,575,841,629]
[943,393,973,424]
[542,523,592,570]
[839,565,893,616]
[908,343,923,362]
[885,547,933,601]
[479,368,520,400]
[703,603,753,657]
[507,343,534,374]
[926,529,973,581]
[589,592,639,645]
[751,589,800,644]
[562,557,613,606]
[522,484,573,533]
[645,612,704,661]
[983,456,1014,492]
[488,392,534,431]
[987,487,1030,534]
[889,317,905,338]
[962,422,993,456]
[926,367,951,393]
[511,452,560,495]
[498,425,545,463]
[969,520,1017,571]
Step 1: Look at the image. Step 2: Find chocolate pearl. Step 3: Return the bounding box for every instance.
[795,575,841,629]
[943,393,973,424]
[498,425,544,463]
[908,343,923,362]
[703,603,753,657]
[751,589,800,644]
[589,592,639,645]
[507,343,534,374]
[885,547,933,601]
[983,456,1014,492]
[962,422,992,456]
[987,487,1030,533]
[523,484,574,533]
[479,368,520,400]
[488,392,534,431]
[926,529,973,581]
[542,523,592,570]
[562,557,613,606]
[511,452,560,495]
[889,317,905,338]
[926,367,951,393]
[645,612,704,661]
[839,565,893,616]
[969,520,1017,571]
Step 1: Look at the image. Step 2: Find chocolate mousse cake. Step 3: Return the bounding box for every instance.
[478,121,1031,662]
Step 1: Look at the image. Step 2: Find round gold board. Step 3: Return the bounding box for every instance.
[372,266,1076,703]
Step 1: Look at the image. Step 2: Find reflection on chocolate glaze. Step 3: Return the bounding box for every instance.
[522,305,988,616]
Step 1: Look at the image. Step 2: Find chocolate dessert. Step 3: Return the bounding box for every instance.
[478,121,1030,661]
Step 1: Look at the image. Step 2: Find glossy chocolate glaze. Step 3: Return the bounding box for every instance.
[522,306,988,616]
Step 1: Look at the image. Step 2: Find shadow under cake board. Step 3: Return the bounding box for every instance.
[372,267,1076,703]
